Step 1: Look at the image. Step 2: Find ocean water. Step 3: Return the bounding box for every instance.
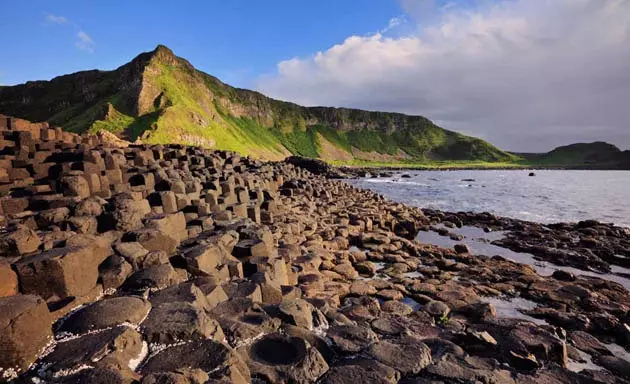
[346,170,630,228]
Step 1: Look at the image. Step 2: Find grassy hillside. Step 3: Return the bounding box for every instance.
[0,45,515,163]
[515,142,630,169]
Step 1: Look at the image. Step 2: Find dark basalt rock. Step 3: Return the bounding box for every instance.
[1,115,630,383]
[141,339,250,383]
[38,327,143,379]
[242,333,329,383]
[141,302,224,344]
[57,296,150,334]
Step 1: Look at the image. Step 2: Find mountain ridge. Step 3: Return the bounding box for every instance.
[0,45,545,163]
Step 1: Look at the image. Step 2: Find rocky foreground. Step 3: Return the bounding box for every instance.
[1,115,630,383]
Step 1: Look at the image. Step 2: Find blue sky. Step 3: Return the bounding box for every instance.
[1,0,628,151]
[0,0,415,87]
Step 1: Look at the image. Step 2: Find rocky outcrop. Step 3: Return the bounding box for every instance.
[1,115,630,383]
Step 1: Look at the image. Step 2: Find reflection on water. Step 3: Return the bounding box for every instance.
[567,348,603,373]
[480,296,546,325]
[416,225,630,290]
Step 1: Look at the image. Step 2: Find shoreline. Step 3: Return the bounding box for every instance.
[1,125,630,381]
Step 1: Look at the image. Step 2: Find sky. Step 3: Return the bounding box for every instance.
[1,0,629,152]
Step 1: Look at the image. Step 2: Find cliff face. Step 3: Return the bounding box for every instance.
[0,45,514,162]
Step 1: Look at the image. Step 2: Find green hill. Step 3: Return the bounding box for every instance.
[0,45,516,163]
[515,142,630,169]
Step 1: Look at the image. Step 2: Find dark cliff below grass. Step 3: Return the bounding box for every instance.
[0,45,515,164]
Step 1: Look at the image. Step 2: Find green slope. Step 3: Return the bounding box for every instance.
[0,45,515,163]
[515,142,630,169]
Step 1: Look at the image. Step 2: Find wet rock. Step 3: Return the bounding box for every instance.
[454,243,471,254]
[58,296,151,335]
[0,294,53,377]
[552,270,576,282]
[569,330,611,356]
[597,356,630,379]
[458,302,497,322]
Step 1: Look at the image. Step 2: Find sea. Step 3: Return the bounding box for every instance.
[346,170,630,228]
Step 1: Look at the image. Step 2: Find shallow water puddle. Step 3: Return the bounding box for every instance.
[567,348,603,373]
[604,343,630,363]
[401,297,423,311]
[417,226,630,290]
[402,271,424,279]
[479,296,547,325]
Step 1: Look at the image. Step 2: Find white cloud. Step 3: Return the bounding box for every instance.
[379,15,406,34]
[258,0,630,151]
[45,13,68,24]
[75,30,95,53]
[44,14,95,54]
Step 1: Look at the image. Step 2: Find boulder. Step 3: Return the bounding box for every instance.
[0,294,53,377]
[60,175,90,198]
[145,212,187,243]
[123,229,178,255]
[111,195,151,231]
[0,226,41,256]
[0,261,19,297]
[14,244,111,300]
[278,299,316,330]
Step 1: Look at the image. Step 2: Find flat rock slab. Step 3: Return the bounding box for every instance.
[58,296,151,335]
[327,324,379,354]
[38,326,143,379]
[141,339,250,384]
[141,302,224,344]
[367,339,432,375]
